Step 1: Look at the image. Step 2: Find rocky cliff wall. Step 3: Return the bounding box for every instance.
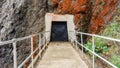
[50,0,119,34]
[50,0,92,33]
[90,0,118,34]
[0,0,47,67]
[0,0,119,68]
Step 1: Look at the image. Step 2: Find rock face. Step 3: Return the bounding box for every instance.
[50,0,92,32]
[50,0,119,34]
[0,0,47,68]
[90,0,118,34]
[0,0,119,68]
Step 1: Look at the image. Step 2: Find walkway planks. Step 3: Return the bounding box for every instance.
[36,42,88,68]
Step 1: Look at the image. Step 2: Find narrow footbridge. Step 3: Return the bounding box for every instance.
[36,42,88,68]
[0,31,119,68]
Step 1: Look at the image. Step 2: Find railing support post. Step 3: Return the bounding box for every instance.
[39,34,41,57]
[42,37,44,46]
[31,37,34,68]
[92,36,95,68]
[74,31,77,48]
[75,40,78,51]
[39,34,41,46]
[13,39,17,68]
[81,33,84,57]
[45,36,47,47]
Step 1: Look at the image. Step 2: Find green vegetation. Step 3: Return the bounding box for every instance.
[84,15,120,67]
[102,19,120,39]
[84,38,109,55]
[110,55,120,68]
[105,16,120,68]
[102,15,120,67]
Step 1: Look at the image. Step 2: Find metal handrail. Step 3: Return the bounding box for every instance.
[76,32,120,42]
[0,31,50,46]
[0,31,50,68]
[0,31,119,68]
[70,31,119,68]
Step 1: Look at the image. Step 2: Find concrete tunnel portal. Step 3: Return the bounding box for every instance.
[45,13,76,42]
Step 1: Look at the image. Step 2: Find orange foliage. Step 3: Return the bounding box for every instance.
[74,14,83,24]
[75,0,88,5]
[60,0,72,13]
[52,0,118,34]
[55,0,88,14]
[73,5,87,13]
[95,0,101,5]
[99,5,110,17]
[54,0,88,24]
[52,0,59,6]
[72,0,88,14]
[90,0,118,34]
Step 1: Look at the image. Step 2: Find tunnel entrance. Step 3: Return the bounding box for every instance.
[50,21,68,41]
[45,13,76,42]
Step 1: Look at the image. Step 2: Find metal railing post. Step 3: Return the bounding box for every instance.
[72,40,74,46]
[45,36,47,47]
[31,37,34,68]
[42,34,44,46]
[92,36,95,68]
[39,34,41,57]
[75,40,78,51]
[81,33,84,57]
[39,34,41,46]
[74,31,76,47]
[13,39,17,68]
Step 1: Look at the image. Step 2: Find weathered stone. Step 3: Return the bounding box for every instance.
[0,0,119,68]
[0,0,47,67]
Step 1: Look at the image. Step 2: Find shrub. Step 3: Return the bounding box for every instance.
[84,37,109,54]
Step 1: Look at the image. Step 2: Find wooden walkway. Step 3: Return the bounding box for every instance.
[36,42,88,68]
